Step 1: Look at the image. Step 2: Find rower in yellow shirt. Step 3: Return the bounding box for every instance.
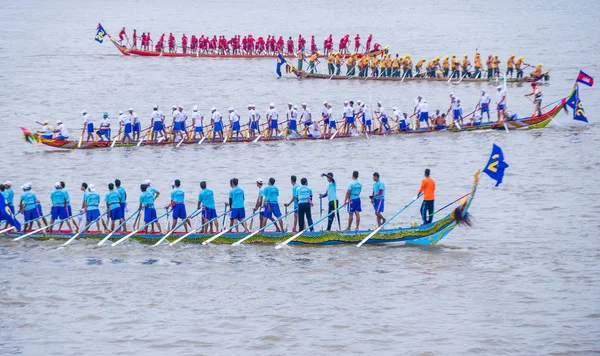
[474,56,482,78]
[486,55,493,78]
[334,52,342,75]
[492,55,500,78]
[384,55,393,77]
[442,56,450,78]
[461,55,471,78]
[346,55,356,76]
[327,53,335,75]
[358,56,369,77]
[506,54,516,78]
[415,57,426,77]
[530,63,543,79]
[371,56,380,77]
[451,55,460,78]
[404,55,413,77]
[297,49,305,71]
[308,52,320,74]
[391,54,400,77]
[515,56,525,78]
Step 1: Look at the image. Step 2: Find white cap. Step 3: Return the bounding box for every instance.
[228,107,234,111]
[302,103,307,106]
[54,182,61,188]
[251,104,256,108]
[211,107,216,111]
[172,105,177,109]
[344,101,348,104]
[118,110,124,115]
[43,120,49,124]
[88,184,95,191]
[360,103,365,107]
[81,110,87,115]
[288,102,293,106]
[357,100,362,103]
[144,179,151,185]
[497,85,502,90]
[57,120,62,124]
[128,108,133,111]
[269,103,275,107]
[450,92,454,96]
[256,178,263,184]
[193,106,198,111]
[293,105,298,109]
[417,95,422,98]
[481,89,486,93]
[247,104,252,108]
[378,101,382,105]
[3,181,11,186]
[392,107,397,111]
[323,101,328,105]
[153,105,158,110]
[423,99,427,103]
[22,183,32,190]
[178,105,183,108]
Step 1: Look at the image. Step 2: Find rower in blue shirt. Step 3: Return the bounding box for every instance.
[115,179,127,224]
[224,178,249,233]
[139,183,162,233]
[144,179,161,200]
[296,178,314,231]
[169,179,191,232]
[370,172,386,227]
[20,183,48,232]
[319,172,341,231]
[263,178,284,232]
[49,182,74,233]
[82,184,107,233]
[253,179,266,228]
[105,182,125,232]
[60,181,79,232]
[197,181,218,233]
[2,181,15,214]
[284,175,300,232]
[344,170,362,231]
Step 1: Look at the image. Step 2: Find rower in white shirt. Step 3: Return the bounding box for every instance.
[495,86,506,123]
[53,120,70,140]
[247,104,260,138]
[228,107,241,139]
[150,105,165,141]
[128,108,140,141]
[119,110,132,142]
[191,106,204,141]
[361,103,373,133]
[476,89,491,121]
[415,95,430,130]
[321,101,329,133]
[82,110,94,142]
[98,112,111,141]
[267,103,280,137]
[286,103,299,136]
[301,103,312,136]
[37,120,54,139]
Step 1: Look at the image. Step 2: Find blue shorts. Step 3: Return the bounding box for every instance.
[195,126,203,133]
[87,123,94,133]
[172,203,187,219]
[346,116,355,124]
[366,120,372,126]
[7,204,15,214]
[173,122,182,131]
[144,207,157,223]
[348,198,362,213]
[230,207,245,220]
[270,120,278,129]
[214,121,223,132]
[24,208,40,222]
[133,122,141,132]
[153,121,163,131]
[473,121,482,126]
[324,118,329,125]
[304,121,312,127]
[86,209,100,222]
[373,199,385,213]
[399,120,407,130]
[124,123,132,134]
[110,207,122,220]
[232,121,241,131]
[289,120,297,130]
[329,120,336,128]
[41,134,53,139]
[100,128,111,139]
[452,109,461,119]
[481,105,490,113]
[419,112,429,122]
[381,117,388,124]
[250,121,259,130]
[263,202,282,219]
[51,205,67,220]
[57,135,69,140]
[202,207,217,219]
[497,104,506,111]
[119,203,126,217]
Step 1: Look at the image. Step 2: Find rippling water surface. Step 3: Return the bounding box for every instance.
[1,0,599,355]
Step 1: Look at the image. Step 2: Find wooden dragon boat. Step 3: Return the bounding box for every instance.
[21,96,566,150]
[3,172,480,246]
[290,69,551,84]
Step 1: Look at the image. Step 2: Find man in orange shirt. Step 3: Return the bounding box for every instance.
[418,168,435,225]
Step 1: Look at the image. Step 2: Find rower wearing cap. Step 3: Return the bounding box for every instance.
[300,103,312,136]
[82,110,94,142]
[82,184,107,233]
[319,172,340,231]
[2,181,14,214]
[98,112,111,141]
[515,57,525,78]
[442,56,450,78]
[284,175,300,232]
[138,183,161,233]
[492,55,500,78]
[327,52,335,75]
[342,101,353,134]
[248,104,260,138]
[20,183,47,232]
[530,63,543,79]
[263,178,284,232]
[211,107,224,141]
[150,105,165,141]
[415,95,430,130]
[447,93,462,128]
[287,103,299,136]
[49,182,73,233]
[53,120,70,140]
[37,120,54,140]
[415,57,426,77]
[326,103,335,137]
[308,51,319,74]
[461,55,471,78]
[525,82,543,116]
[393,107,404,132]
[506,54,516,78]
[496,86,506,123]
[129,108,141,141]
[321,101,329,133]
[177,105,189,142]
[105,182,124,232]
[344,170,362,231]
[60,181,78,231]
[144,179,160,200]
[228,107,242,139]
[224,178,249,233]
[253,178,266,227]
[361,103,373,133]
[476,89,491,122]
[191,105,204,141]
[119,110,132,143]
[197,181,218,233]
[169,179,191,232]
[267,103,280,138]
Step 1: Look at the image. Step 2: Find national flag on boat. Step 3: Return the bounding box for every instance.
[95,23,107,43]
[576,70,594,87]
[566,86,588,123]
[0,194,20,231]
[483,144,509,186]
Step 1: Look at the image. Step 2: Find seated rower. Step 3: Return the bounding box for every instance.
[503,111,518,122]
[398,112,409,132]
[37,120,54,139]
[435,114,446,129]
[471,111,482,126]
[53,120,70,140]
[529,63,543,79]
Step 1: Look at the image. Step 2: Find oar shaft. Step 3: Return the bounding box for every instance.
[63,211,108,246]
[427,193,470,218]
[97,210,141,246]
[203,210,258,245]
[110,209,169,247]
[14,211,84,241]
[233,209,293,246]
[153,209,201,246]
[275,203,346,249]
[169,210,227,246]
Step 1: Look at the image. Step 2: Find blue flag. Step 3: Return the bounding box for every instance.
[566,86,588,123]
[0,194,20,231]
[483,144,509,186]
[276,54,287,77]
[576,70,594,87]
[95,24,106,43]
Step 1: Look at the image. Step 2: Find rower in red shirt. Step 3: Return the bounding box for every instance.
[118,27,127,45]
[338,36,347,54]
[373,43,381,52]
[141,33,147,50]
[181,34,188,53]
[132,29,137,48]
[310,36,317,53]
[354,34,361,52]
[190,35,197,53]
[366,34,372,52]
[157,33,165,51]
[146,32,152,49]
[168,33,175,52]
[285,37,293,54]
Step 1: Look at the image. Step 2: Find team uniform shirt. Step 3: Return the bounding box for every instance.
[139,190,156,222]
[450,99,461,120]
[297,186,313,204]
[321,105,329,123]
[229,186,245,209]
[267,108,278,129]
[378,107,389,124]
[50,190,67,206]
[56,123,70,138]
[291,183,300,208]
[326,181,337,202]
[105,191,121,210]
[419,177,436,201]
[344,106,354,123]
[264,185,279,203]
[229,110,240,131]
[39,123,54,138]
[197,189,216,209]
[212,111,223,132]
[288,108,298,130]
[348,180,362,200]
[248,109,259,130]
[21,191,38,211]
[116,187,126,205]
[151,110,164,131]
[496,90,506,109]
[2,188,14,207]
[83,113,94,133]
[119,113,131,134]
[129,111,140,131]
[474,111,483,125]
[417,101,429,122]
[372,181,385,200]
[480,94,491,112]
[170,188,185,204]
[99,117,111,137]
[85,191,101,210]
[148,186,159,198]
[363,108,372,126]
[191,111,204,131]
[301,108,312,125]
[174,110,187,131]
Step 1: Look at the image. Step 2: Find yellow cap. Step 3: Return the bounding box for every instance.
[519,57,524,59]
[452,54,456,56]
[537,63,542,67]
[422,58,426,61]
[464,54,467,57]
[511,54,515,57]
[444,55,448,58]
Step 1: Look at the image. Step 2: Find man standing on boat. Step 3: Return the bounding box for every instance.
[296,178,314,232]
[191,106,204,141]
[144,180,160,200]
[224,178,249,233]
[248,104,260,138]
[344,171,362,231]
[319,173,340,231]
[169,179,191,232]
[98,112,111,141]
[267,103,280,138]
[49,182,73,233]
[105,182,124,233]
[475,89,491,122]
[370,172,386,227]
[414,96,430,131]
[115,179,127,231]
[211,107,223,141]
[82,184,107,233]
[20,183,47,232]
[253,179,266,228]
[197,181,218,233]
[82,110,94,142]
[138,183,161,233]
[228,107,242,139]
[150,105,165,141]
[263,178,284,232]
[300,103,312,137]
[129,108,141,142]
[418,169,435,225]
[496,86,506,123]
[118,27,127,45]
[119,110,132,143]
[284,175,300,232]
[525,82,543,116]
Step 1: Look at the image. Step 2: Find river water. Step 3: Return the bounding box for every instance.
[1,0,599,355]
